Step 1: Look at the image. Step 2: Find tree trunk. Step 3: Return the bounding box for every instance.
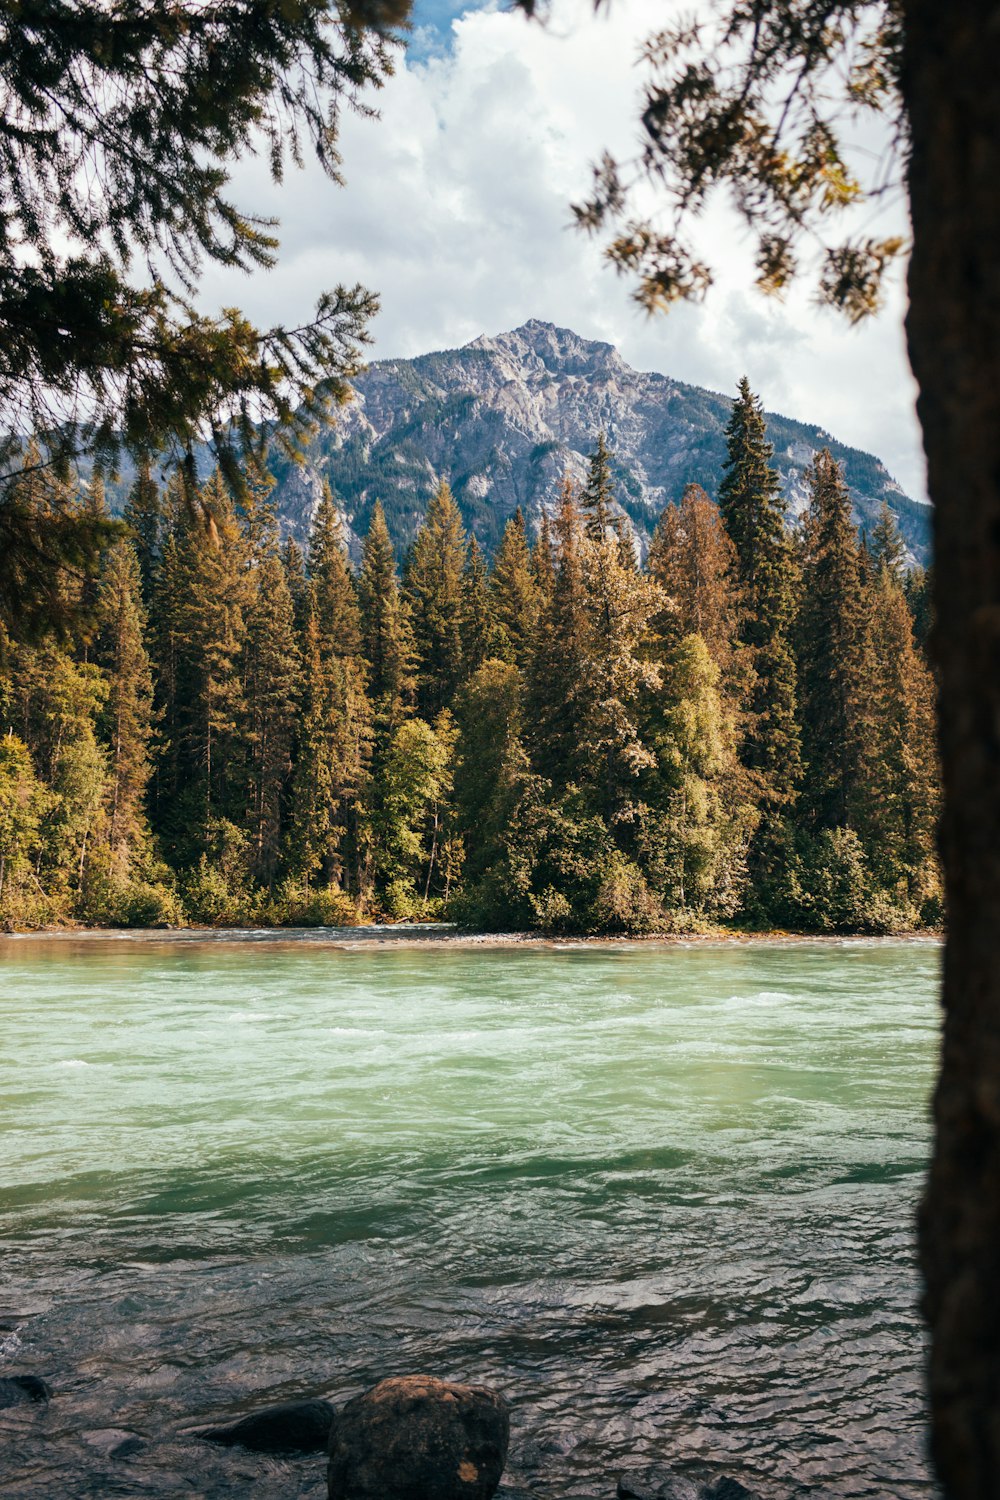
[903,4,1000,1493]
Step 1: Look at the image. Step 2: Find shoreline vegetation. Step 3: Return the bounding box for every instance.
[1,922,942,947]
[0,385,938,941]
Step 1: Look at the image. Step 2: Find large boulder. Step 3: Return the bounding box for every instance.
[198,1397,334,1453]
[0,1375,51,1409]
[327,1375,510,1500]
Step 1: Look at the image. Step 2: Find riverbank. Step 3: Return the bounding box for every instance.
[0,922,944,948]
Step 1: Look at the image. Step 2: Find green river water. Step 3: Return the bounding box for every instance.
[0,932,940,1499]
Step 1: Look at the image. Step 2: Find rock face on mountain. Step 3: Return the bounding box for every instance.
[266,319,930,565]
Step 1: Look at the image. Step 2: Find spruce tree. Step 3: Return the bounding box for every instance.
[533,507,557,602]
[718,378,801,827]
[243,539,301,885]
[526,477,591,790]
[460,534,493,677]
[868,568,940,914]
[283,537,310,637]
[168,471,250,853]
[578,505,664,835]
[404,480,466,717]
[870,500,907,583]
[291,485,371,891]
[581,431,616,539]
[357,500,414,726]
[95,540,154,852]
[454,659,527,885]
[798,449,877,834]
[121,464,162,604]
[490,508,540,669]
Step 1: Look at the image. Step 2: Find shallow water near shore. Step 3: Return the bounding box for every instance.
[0,933,940,1498]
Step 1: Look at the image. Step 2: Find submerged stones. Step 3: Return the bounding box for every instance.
[327,1375,510,1500]
[197,1397,335,1453]
[618,1472,763,1500]
[0,1374,51,1409]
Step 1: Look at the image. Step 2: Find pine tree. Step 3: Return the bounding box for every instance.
[404,480,466,717]
[718,378,801,824]
[357,500,414,726]
[490,508,540,669]
[95,540,154,852]
[798,449,877,834]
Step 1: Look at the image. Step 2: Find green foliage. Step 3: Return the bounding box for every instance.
[0,405,941,937]
[568,3,905,319]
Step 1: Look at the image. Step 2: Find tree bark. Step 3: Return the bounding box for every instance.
[903,4,1000,1493]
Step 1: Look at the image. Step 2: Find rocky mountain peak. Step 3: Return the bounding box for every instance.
[263,324,930,570]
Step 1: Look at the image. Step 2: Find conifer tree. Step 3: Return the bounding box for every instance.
[647,483,741,673]
[578,500,664,835]
[868,568,940,913]
[798,449,877,834]
[291,485,371,890]
[357,500,414,726]
[527,477,591,789]
[0,734,49,908]
[121,464,162,604]
[581,431,616,539]
[460,534,493,677]
[533,507,557,602]
[905,565,933,651]
[148,513,185,818]
[641,633,754,917]
[283,537,310,637]
[169,471,250,852]
[243,540,301,885]
[95,540,154,852]
[870,499,908,583]
[718,378,801,826]
[404,480,466,717]
[490,508,540,669]
[454,659,527,885]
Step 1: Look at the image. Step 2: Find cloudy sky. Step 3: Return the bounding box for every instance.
[199,0,925,499]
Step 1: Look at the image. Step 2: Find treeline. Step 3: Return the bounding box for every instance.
[0,381,939,934]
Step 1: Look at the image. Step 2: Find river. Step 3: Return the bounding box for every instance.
[0,932,940,1499]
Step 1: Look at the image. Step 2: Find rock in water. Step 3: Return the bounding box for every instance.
[618,1474,763,1500]
[0,1375,51,1409]
[327,1375,510,1500]
[618,1476,701,1500]
[198,1398,334,1453]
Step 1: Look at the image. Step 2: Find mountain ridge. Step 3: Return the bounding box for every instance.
[262,318,930,566]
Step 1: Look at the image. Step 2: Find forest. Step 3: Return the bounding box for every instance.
[0,380,939,936]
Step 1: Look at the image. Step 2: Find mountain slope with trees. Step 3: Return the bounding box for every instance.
[262,320,931,566]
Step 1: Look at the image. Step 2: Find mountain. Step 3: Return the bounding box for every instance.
[263,319,930,565]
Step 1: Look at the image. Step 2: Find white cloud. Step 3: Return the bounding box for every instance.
[196,0,926,499]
